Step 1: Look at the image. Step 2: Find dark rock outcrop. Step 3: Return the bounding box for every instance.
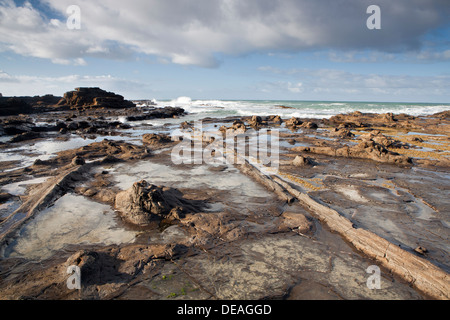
[285,117,318,130]
[0,95,62,116]
[248,115,264,128]
[9,131,40,143]
[285,117,303,130]
[1,118,35,135]
[358,130,405,149]
[59,87,135,110]
[71,156,86,166]
[124,107,185,121]
[293,140,412,165]
[301,121,318,130]
[332,128,355,139]
[0,192,13,204]
[279,212,315,235]
[432,110,450,119]
[292,155,316,167]
[142,133,173,146]
[219,120,247,134]
[0,98,33,116]
[267,115,283,124]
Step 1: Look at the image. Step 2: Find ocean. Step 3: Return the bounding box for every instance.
[145,97,450,120]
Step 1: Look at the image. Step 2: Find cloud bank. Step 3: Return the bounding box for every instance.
[0,69,150,97]
[255,66,450,101]
[1,0,449,67]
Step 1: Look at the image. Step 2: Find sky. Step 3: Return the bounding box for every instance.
[0,0,450,102]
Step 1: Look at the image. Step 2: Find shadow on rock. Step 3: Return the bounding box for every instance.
[65,250,131,287]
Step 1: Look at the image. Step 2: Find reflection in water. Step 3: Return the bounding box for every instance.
[2,193,137,260]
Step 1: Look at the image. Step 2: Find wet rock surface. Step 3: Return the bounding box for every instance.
[125,107,185,122]
[59,87,135,110]
[220,119,247,135]
[285,117,303,130]
[142,133,173,146]
[293,140,412,165]
[0,100,449,300]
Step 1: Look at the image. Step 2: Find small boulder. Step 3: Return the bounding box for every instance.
[220,120,247,135]
[332,128,355,139]
[231,120,247,132]
[71,156,85,166]
[0,192,13,204]
[410,137,424,143]
[142,133,172,145]
[301,122,318,130]
[292,155,315,167]
[285,117,303,129]
[67,122,79,131]
[180,121,191,129]
[248,115,263,128]
[115,180,202,226]
[414,246,428,255]
[9,131,40,143]
[384,113,396,122]
[33,159,48,166]
[280,212,314,234]
[359,130,403,149]
[60,87,135,110]
[267,115,283,124]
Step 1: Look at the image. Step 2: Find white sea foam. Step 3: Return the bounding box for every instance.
[171,96,192,105]
[158,98,449,119]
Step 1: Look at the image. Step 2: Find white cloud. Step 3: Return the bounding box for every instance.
[257,67,450,101]
[287,82,303,93]
[0,0,449,67]
[416,49,450,62]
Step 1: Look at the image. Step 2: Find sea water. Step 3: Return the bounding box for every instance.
[1,193,137,260]
[144,97,450,120]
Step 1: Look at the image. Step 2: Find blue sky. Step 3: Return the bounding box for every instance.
[1,0,450,102]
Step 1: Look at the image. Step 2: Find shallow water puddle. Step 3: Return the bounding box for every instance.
[28,135,130,156]
[1,134,130,169]
[336,185,369,203]
[319,177,449,271]
[1,193,137,260]
[369,178,438,221]
[111,160,271,200]
[183,235,423,300]
[1,176,49,196]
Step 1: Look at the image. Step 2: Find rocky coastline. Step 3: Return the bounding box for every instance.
[0,88,448,300]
